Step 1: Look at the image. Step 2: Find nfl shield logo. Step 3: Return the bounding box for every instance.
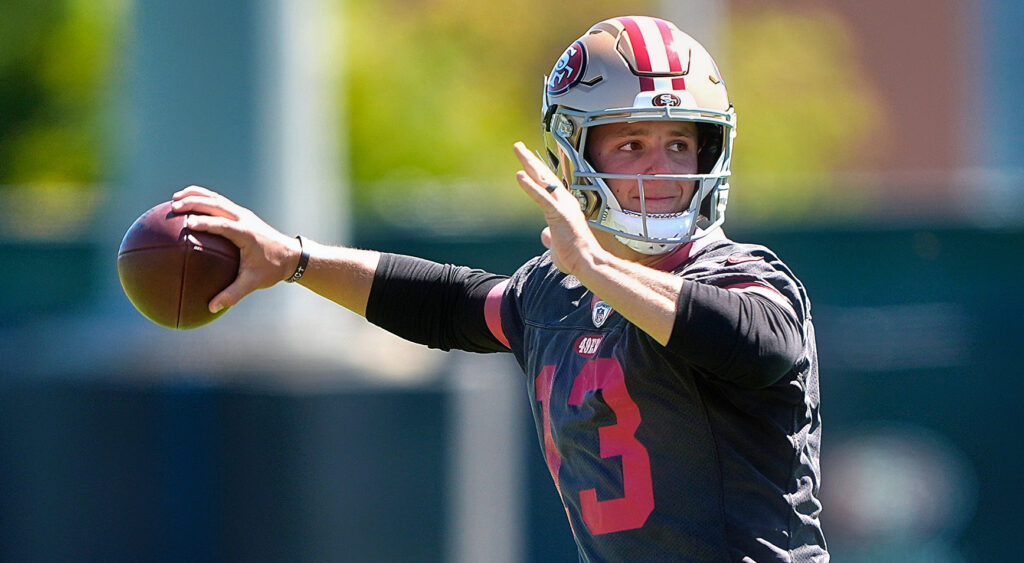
[592,301,613,328]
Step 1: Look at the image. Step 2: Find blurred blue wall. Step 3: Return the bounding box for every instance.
[3,225,1022,561]
[982,0,1024,171]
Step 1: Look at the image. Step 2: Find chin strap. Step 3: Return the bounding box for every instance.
[601,207,695,255]
[616,238,682,255]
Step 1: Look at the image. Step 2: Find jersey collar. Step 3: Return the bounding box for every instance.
[648,226,726,272]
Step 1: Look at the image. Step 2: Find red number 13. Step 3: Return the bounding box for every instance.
[536,358,654,535]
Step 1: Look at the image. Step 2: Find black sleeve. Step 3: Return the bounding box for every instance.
[364,253,510,353]
[666,281,805,388]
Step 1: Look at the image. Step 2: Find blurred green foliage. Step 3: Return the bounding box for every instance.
[342,0,654,228]
[343,1,884,229]
[0,0,123,186]
[0,0,883,236]
[726,5,885,221]
[0,0,123,238]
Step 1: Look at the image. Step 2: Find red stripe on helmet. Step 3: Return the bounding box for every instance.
[654,18,687,91]
[618,17,655,91]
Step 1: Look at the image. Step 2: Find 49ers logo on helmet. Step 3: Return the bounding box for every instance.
[652,93,682,107]
[547,41,587,96]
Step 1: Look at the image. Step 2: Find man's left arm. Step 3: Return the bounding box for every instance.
[513,142,803,385]
[552,246,805,387]
[669,279,805,387]
[512,142,684,343]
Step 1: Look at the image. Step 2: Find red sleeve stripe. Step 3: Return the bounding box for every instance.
[484,279,511,349]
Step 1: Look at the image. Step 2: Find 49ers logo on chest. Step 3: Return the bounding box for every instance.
[547,40,587,96]
[575,334,604,357]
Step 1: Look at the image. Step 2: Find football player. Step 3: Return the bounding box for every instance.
[173,15,827,561]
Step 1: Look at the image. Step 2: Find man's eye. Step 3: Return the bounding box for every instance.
[663,142,696,155]
[620,141,641,151]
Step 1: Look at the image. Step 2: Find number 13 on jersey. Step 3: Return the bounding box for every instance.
[536,358,655,535]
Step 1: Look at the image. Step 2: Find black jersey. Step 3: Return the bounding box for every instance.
[365,228,827,561]
[482,230,826,562]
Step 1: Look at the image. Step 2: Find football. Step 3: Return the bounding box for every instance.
[117,201,240,329]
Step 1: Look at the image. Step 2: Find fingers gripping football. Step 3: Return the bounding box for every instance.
[171,186,300,312]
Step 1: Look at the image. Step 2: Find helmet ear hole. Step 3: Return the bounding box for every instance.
[696,123,723,174]
[698,193,713,224]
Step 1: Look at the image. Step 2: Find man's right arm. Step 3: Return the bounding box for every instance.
[294,239,381,316]
[171,185,381,316]
[364,253,509,353]
[171,186,509,353]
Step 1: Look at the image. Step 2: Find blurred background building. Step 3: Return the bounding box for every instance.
[1,0,1021,560]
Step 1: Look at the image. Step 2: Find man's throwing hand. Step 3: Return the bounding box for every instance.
[171,185,301,313]
[513,142,604,276]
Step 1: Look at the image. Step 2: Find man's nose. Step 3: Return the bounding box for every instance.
[644,148,676,175]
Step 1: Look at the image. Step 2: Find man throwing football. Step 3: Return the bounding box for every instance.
[173,16,828,561]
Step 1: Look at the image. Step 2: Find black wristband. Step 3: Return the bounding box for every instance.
[285,235,309,283]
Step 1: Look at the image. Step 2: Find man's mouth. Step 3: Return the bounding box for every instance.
[639,195,676,206]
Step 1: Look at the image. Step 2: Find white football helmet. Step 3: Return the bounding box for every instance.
[542,16,736,254]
